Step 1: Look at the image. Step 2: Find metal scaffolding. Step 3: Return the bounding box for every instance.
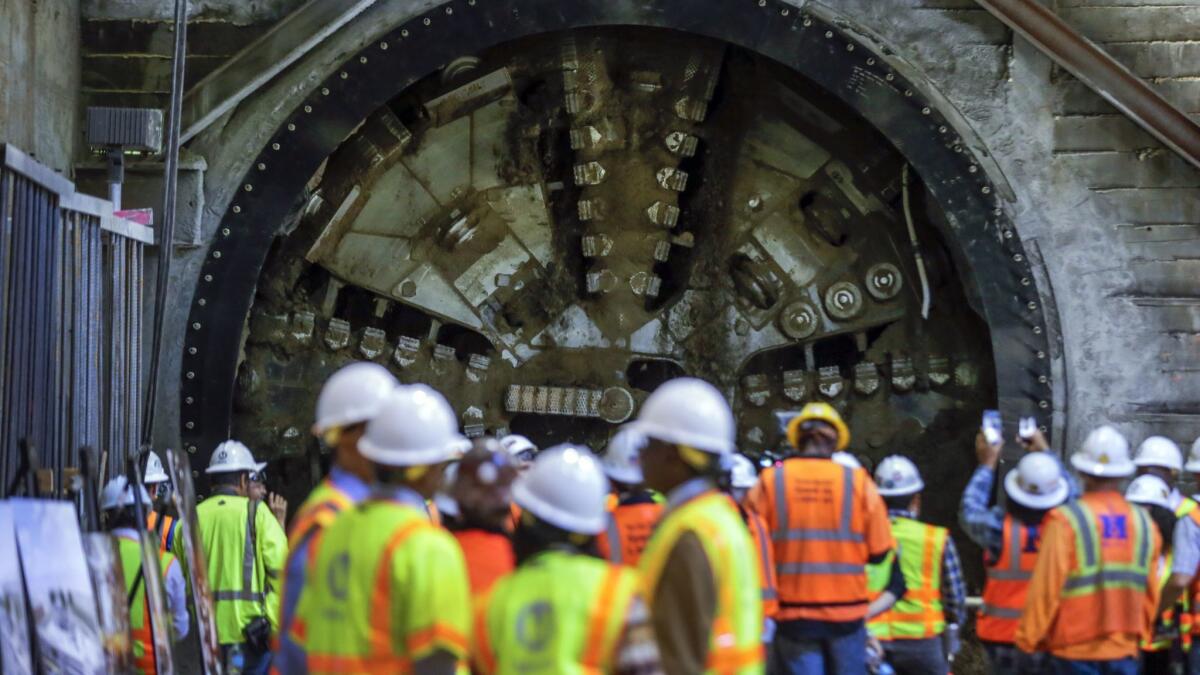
[0,144,154,494]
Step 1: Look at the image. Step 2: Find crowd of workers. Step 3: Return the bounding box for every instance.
[96,361,1200,674]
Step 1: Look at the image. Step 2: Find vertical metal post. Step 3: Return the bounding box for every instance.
[143,0,188,444]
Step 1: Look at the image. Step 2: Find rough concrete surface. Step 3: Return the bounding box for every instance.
[0,0,82,174]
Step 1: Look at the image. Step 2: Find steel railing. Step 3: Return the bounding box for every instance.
[0,144,154,494]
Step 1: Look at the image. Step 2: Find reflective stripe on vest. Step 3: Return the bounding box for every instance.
[119,536,175,675]
[978,516,1040,644]
[1144,548,1192,652]
[598,502,662,567]
[745,510,779,606]
[771,463,863,542]
[475,551,639,674]
[147,512,175,555]
[1042,496,1153,651]
[639,492,764,674]
[287,481,353,550]
[214,500,266,604]
[867,517,947,640]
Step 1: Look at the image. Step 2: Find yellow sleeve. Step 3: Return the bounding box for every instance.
[1015,512,1072,652]
[256,503,289,631]
[1144,522,1164,642]
[396,528,472,662]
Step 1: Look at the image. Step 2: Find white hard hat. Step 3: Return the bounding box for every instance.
[499,435,538,463]
[1126,474,1172,511]
[313,362,399,435]
[1070,425,1134,478]
[511,444,610,535]
[832,451,862,470]
[875,455,924,497]
[206,440,266,474]
[433,462,460,519]
[602,428,647,484]
[729,454,758,489]
[358,384,468,467]
[628,378,735,455]
[1187,437,1200,473]
[1004,453,1069,510]
[101,476,152,511]
[1134,436,1183,473]
[143,452,169,485]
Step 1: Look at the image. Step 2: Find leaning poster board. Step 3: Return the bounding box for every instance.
[10,498,106,674]
[0,502,33,673]
[167,448,223,674]
[81,532,133,672]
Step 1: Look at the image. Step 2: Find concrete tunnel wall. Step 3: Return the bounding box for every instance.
[143,0,1200,463]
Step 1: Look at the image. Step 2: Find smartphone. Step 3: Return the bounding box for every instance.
[982,409,1002,445]
[1019,417,1037,441]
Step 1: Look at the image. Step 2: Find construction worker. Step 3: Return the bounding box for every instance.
[867,456,965,674]
[1126,474,1190,671]
[1016,425,1162,673]
[291,384,470,673]
[500,434,537,529]
[143,451,180,554]
[632,377,764,673]
[472,444,663,673]
[1163,437,1200,674]
[597,427,663,566]
[274,361,397,672]
[191,439,287,674]
[960,427,1075,675]
[446,439,518,598]
[102,476,189,674]
[726,454,779,624]
[1136,436,1197,516]
[745,402,894,674]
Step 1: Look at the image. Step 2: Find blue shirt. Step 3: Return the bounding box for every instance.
[276,466,370,673]
[958,456,1082,559]
[888,509,967,627]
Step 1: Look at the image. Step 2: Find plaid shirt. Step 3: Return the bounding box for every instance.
[889,509,967,626]
[958,458,1082,559]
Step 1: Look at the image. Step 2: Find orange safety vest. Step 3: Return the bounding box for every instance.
[146,511,175,554]
[1042,494,1153,651]
[739,502,780,619]
[1182,507,1200,637]
[762,458,875,622]
[597,502,663,566]
[453,529,515,598]
[978,515,1041,644]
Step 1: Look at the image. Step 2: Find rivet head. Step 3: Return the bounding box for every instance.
[1013,254,1024,262]
[969,165,979,173]
[1004,230,1014,239]
[1036,351,1046,359]
[304,105,313,113]
[222,228,231,236]
[825,30,833,38]
[203,274,213,282]
[340,71,348,79]
[232,205,241,213]
[939,126,948,134]
[287,123,296,131]
[982,186,992,195]
[1038,400,1049,409]
[401,29,409,37]
[186,371,195,380]
[360,56,368,64]
[1038,375,1048,384]
[1020,277,1031,286]
[445,6,453,13]
[846,43,854,51]
[257,163,266,171]
[213,250,222,259]
[185,396,194,404]
[803,17,812,26]
[904,90,913,97]
[781,8,789,15]
[380,41,388,50]
[885,73,894,81]
[271,142,281,151]
[922,107,931,115]
[320,89,329,97]
[198,298,207,306]
[192,322,201,330]
[1027,301,1038,311]
[1033,326,1043,335]
[244,183,253,192]
[188,347,197,355]
[188,446,197,455]
[423,17,431,26]
[185,421,195,429]
[867,57,875,65]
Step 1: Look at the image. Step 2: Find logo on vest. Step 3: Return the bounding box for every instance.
[515,601,554,651]
[1100,514,1127,541]
[327,552,350,600]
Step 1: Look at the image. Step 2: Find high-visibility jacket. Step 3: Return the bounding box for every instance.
[146,511,178,555]
[1041,497,1154,651]
[597,500,662,566]
[735,499,779,619]
[118,535,177,674]
[1179,502,1200,638]
[473,550,640,674]
[977,515,1042,644]
[453,528,515,598]
[191,493,287,644]
[292,499,472,673]
[1144,548,1192,652]
[867,516,947,640]
[640,491,764,674]
[751,458,892,622]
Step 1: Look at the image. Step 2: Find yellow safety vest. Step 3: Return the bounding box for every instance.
[190,493,287,643]
[291,498,472,673]
[117,536,176,674]
[867,516,947,640]
[473,550,640,673]
[640,491,764,674]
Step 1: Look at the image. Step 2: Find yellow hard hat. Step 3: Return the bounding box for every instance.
[787,402,850,451]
